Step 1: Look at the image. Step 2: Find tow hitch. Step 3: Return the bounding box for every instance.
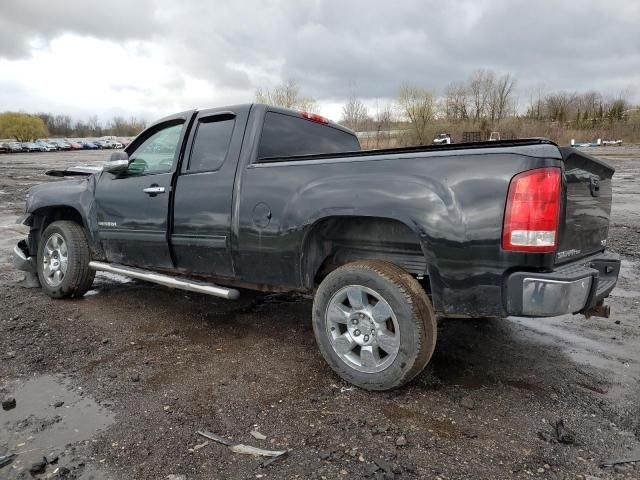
[583,301,611,319]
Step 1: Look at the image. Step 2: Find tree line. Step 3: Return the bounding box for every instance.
[256,75,638,146]
[0,112,147,142]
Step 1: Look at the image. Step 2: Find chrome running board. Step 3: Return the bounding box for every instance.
[88,261,239,300]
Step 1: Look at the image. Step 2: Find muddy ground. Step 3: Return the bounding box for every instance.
[1,147,639,480]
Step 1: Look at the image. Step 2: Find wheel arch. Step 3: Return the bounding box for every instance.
[26,205,93,257]
[300,215,430,289]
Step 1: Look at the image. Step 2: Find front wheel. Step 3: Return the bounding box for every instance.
[312,260,437,390]
[37,221,95,299]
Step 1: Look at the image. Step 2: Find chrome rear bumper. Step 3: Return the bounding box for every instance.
[506,251,620,317]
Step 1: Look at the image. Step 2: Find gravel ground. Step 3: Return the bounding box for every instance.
[1,147,639,480]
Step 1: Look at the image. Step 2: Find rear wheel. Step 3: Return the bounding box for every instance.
[37,221,95,299]
[312,260,437,390]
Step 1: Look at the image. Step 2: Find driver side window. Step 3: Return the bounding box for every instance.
[127,122,184,175]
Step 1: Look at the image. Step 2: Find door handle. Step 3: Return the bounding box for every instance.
[143,186,165,195]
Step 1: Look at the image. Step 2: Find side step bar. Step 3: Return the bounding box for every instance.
[88,261,240,300]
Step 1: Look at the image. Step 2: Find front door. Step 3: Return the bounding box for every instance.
[94,120,186,269]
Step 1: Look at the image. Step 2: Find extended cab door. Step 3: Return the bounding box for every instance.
[171,106,249,278]
[94,119,187,269]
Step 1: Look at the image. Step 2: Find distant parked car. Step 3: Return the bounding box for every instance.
[109,140,124,149]
[0,142,8,153]
[65,140,83,150]
[7,142,24,153]
[93,140,112,149]
[22,142,46,152]
[50,140,71,150]
[118,138,132,148]
[78,141,99,150]
[35,140,57,152]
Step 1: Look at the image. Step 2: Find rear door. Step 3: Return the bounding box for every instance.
[556,147,615,263]
[95,120,187,269]
[171,106,249,278]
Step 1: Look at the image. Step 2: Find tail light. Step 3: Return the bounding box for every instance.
[301,111,329,124]
[502,167,561,252]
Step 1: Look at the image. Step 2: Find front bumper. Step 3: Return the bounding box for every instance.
[506,251,620,317]
[12,239,36,273]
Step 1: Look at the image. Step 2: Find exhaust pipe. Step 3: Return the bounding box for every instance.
[88,261,239,300]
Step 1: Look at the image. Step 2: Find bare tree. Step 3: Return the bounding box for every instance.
[444,81,469,122]
[255,79,317,112]
[88,115,102,136]
[372,101,394,148]
[341,96,369,131]
[396,83,436,145]
[544,93,577,123]
[469,69,494,120]
[493,73,516,121]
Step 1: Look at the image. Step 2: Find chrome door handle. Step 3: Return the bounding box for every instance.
[143,186,165,194]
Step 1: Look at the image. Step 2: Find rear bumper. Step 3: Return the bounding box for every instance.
[506,251,620,317]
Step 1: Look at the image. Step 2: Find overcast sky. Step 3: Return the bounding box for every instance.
[0,0,638,122]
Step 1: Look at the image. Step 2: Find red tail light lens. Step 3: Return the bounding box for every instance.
[301,111,329,124]
[502,167,561,252]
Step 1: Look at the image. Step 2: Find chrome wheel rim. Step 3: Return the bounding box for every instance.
[325,285,400,373]
[42,233,68,287]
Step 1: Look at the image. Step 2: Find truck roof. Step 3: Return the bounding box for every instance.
[150,103,355,136]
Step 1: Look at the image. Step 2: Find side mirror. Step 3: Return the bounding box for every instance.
[104,151,129,173]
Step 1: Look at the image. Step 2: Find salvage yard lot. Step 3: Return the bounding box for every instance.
[1,147,639,479]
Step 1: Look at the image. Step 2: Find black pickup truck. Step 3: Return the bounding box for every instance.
[13,103,620,390]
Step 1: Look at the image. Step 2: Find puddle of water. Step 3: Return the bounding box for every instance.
[0,375,114,479]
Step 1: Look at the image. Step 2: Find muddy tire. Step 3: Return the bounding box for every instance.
[312,260,437,390]
[37,220,95,299]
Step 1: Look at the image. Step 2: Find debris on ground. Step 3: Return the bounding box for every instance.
[2,396,16,410]
[260,451,289,468]
[196,430,233,446]
[395,435,407,446]
[0,454,16,468]
[29,458,47,475]
[53,400,64,408]
[250,430,267,440]
[555,419,576,444]
[600,457,640,468]
[230,444,287,456]
[188,441,209,453]
[197,430,287,458]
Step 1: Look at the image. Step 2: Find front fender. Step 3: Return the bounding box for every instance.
[24,174,100,249]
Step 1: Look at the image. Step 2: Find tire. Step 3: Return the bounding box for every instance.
[37,220,95,299]
[312,260,437,390]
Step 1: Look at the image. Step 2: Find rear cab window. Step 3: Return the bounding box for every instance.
[258,111,360,159]
[187,115,235,172]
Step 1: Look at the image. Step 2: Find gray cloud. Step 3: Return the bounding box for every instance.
[152,0,640,101]
[0,0,157,58]
[0,0,638,116]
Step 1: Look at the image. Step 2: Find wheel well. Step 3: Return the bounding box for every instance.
[28,206,85,253]
[302,216,429,287]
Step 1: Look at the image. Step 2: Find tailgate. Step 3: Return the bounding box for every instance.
[556,147,614,264]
